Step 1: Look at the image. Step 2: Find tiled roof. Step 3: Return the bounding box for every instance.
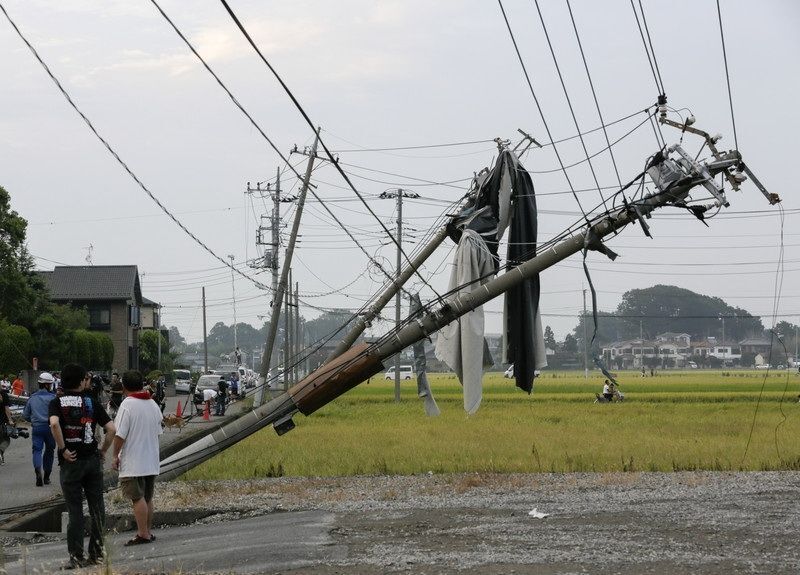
[38,265,142,302]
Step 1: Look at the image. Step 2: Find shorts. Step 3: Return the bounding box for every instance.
[120,475,157,502]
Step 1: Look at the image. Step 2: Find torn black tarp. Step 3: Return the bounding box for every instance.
[499,151,547,393]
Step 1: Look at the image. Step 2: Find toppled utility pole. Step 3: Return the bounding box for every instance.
[160,123,778,480]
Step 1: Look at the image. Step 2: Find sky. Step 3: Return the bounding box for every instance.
[1,0,797,347]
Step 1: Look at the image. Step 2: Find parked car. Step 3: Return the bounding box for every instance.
[385,365,414,380]
[172,369,193,394]
[755,364,772,370]
[196,374,226,393]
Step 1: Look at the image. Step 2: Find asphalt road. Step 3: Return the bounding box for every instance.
[1,511,343,574]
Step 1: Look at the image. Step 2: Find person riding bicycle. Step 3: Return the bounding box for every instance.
[602,380,614,402]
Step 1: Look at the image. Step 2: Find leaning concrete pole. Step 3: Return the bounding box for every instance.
[159,164,738,480]
[254,129,320,407]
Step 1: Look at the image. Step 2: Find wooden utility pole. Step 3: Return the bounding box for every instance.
[256,129,320,404]
[202,286,208,374]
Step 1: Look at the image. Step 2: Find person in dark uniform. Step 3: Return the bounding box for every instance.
[49,364,116,569]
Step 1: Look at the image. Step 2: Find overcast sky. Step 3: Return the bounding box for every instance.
[1,0,797,348]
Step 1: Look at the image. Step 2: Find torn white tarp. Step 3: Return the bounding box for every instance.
[435,229,495,414]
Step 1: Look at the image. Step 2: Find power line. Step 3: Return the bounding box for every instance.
[533,0,608,211]
[496,0,590,224]
[217,0,443,300]
[0,3,268,293]
[629,0,662,96]
[565,0,623,188]
[715,0,739,150]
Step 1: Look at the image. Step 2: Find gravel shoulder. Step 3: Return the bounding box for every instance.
[97,471,800,574]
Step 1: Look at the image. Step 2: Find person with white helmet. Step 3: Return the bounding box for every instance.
[23,372,57,486]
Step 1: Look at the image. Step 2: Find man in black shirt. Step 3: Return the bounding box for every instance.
[49,363,116,569]
[0,387,13,464]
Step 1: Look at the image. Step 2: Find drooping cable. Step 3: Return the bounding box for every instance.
[715,0,739,151]
[565,0,623,188]
[741,203,785,465]
[0,2,269,292]
[496,0,590,224]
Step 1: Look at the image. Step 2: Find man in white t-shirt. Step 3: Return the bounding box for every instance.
[112,371,163,546]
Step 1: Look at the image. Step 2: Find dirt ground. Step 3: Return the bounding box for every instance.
[106,471,800,574]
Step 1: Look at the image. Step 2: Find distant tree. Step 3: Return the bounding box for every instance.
[562,334,578,353]
[615,285,763,342]
[0,322,34,373]
[168,326,186,352]
[139,330,176,374]
[544,325,557,351]
[304,309,361,344]
[0,185,40,327]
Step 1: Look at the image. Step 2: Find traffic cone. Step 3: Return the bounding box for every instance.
[175,400,182,419]
[203,401,210,421]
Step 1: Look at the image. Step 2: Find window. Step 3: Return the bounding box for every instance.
[129,305,140,326]
[88,305,111,330]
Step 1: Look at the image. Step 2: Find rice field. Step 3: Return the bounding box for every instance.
[183,369,800,480]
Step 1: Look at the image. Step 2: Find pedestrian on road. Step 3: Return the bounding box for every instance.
[11,373,26,396]
[112,370,163,546]
[0,386,13,464]
[109,372,123,417]
[215,378,228,416]
[0,374,10,392]
[49,363,115,569]
[22,372,56,486]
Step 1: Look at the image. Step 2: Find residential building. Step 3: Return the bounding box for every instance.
[38,265,146,372]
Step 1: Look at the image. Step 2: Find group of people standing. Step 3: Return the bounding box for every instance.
[5,365,163,569]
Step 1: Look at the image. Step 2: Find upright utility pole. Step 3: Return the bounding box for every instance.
[582,289,588,379]
[639,319,643,370]
[284,274,291,389]
[256,130,320,406]
[721,315,726,366]
[272,169,281,311]
[295,281,300,383]
[379,188,420,402]
[229,254,238,361]
[202,287,208,374]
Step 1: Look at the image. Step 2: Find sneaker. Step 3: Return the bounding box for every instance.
[35,470,44,487]
[44,473,51,485]
[86,555,104,565]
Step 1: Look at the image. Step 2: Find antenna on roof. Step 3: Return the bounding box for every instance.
[84,244,94,265]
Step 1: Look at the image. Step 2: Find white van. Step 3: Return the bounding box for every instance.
[384,365,414,380]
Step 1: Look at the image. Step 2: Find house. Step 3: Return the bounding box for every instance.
[140,296,161,330]
[38,265,146,372]
[738,337,773,356]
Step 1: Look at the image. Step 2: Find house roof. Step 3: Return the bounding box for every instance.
[141,296,160,307]
[38,265,142,302]
[738,337,772,346]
